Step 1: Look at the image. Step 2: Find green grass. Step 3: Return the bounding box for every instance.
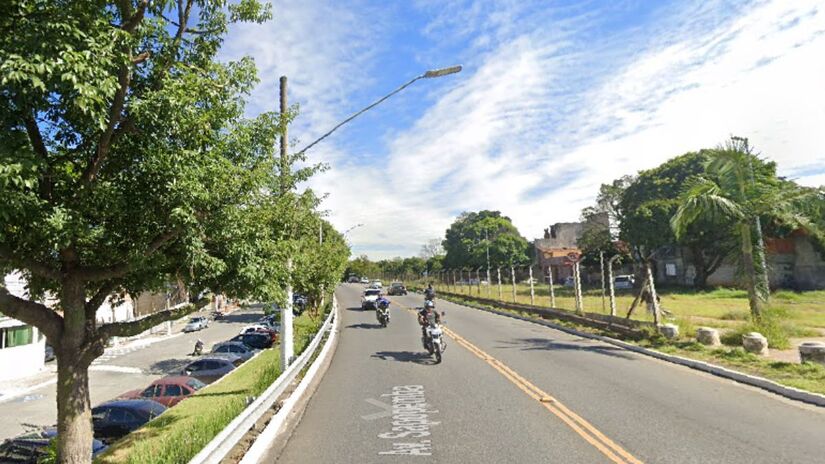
[97,308,328,464]
[430,282,825,342]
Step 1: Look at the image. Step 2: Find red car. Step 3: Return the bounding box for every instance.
[119,376,206,407]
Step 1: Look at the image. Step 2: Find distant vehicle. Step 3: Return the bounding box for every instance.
[181,356,240,384]
[387,282,407,296]
[211,341,258,362]
[183,316,209,333]
[362,288,382,310]
[92,399,167,443]
[370,280,383,289]
[0,427,107,462]
[44,344,55,363]
[347,275,360,283]
[241,325,279,342]
[257,315,281,331]
[293,293,307,316]
[563,276,575,288]
[522,278,539,284]
[359,277,369,284]
[119,376,206,407]
[613,275,635,290]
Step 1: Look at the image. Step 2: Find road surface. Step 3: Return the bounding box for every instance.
[274,284,825,463]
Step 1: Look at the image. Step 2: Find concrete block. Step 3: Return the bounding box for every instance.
[696,327,721,346]
[659,323,679,339]
[798,341,825,366]
[742,332,769,356]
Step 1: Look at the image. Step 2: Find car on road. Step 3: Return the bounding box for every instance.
[91,399,167,444]
[369,280,383,289]
[183,316,209,332]
[613,275,635,290]
[361,288,382,310]
[181,356,241,384]
[44,344,55,363]
[359,276,369,284]
[211,341,258,361]
[347,275,360,283]
[120,376,206,407]
[563,276,575,288]
[0,427,107,462]
[387,282,407,296]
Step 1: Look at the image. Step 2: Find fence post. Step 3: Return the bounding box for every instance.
[646,261,662,326]
[547,265,556,308]
[510,265,517,303]
[497,267,503,301]
[476,267,482,296]
[608,255,619,316]
[573,261,583,315]
[528,265,535,306]
[600,251,606,313]
[486,266,492,298]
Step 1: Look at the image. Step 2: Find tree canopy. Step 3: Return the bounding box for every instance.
[442,210,530,269]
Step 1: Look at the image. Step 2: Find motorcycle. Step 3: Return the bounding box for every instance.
[376,299,390,327]
[422,312,446,363]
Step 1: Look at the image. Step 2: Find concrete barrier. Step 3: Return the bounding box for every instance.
[696,327,721,346]
[799,342,825,366]
[659,323,679,339]
[743,332,769,356]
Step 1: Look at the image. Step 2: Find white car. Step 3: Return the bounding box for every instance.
[240,324,277,335]
[563,276,575,288]
[360,277,369,284]
[362,288,381,310]
[370,280,383,289]
[613,275,635,290]
[183,316,209,332]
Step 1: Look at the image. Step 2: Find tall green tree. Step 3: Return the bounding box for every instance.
[619,151,739,287]
[671,140,823,319]
[0,1,283,462]
[442,211,530,269]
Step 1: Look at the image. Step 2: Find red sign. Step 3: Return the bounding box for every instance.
[566,252,581,263]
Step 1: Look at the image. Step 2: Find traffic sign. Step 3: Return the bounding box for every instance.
[566,252,581,263]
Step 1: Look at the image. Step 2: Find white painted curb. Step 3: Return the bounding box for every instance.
[239,294,341,464]
[445,296,825,408]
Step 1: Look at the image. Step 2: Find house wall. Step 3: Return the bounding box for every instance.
[793,237,825,290]
[0,273,46,382]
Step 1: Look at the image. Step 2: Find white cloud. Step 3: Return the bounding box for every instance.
[223,0,825,260]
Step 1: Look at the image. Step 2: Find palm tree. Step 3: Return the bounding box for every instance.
[671,139,819,320]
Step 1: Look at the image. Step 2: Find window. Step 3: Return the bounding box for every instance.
[142,385,161,398]
[665,263,677,277]
[91,408,109,421]
[2,326,33,348]
[108,408,137,422]
[164,384,182,396]
[188,361,205,371]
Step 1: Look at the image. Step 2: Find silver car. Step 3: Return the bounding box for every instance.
[183,316,209,332]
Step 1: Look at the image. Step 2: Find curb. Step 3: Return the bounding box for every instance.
[440,295,825,408]
[239,298,341,463]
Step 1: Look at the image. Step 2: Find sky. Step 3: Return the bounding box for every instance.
[220,0,825,260]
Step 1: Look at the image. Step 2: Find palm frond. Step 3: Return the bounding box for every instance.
[671,176,744,239]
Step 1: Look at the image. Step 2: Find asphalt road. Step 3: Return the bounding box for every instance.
[276,285,825,463]
[0,306,263,441]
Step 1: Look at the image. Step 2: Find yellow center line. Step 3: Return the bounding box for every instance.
[396,301,643,464]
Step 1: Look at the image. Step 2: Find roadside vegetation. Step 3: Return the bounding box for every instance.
[96,307,330,464]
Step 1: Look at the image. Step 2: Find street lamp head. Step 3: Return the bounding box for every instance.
[423,65,462,78]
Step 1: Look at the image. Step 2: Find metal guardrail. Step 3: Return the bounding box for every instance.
[188,297,338,464]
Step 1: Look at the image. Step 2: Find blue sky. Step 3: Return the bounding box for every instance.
[220,0,825,259]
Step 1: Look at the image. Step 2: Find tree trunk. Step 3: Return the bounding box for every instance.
[739,222,763,320]
[56,354,94,464]
[690,246,709,288]
[57,272,95,463]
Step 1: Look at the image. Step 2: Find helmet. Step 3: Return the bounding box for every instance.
[424,300,435,309]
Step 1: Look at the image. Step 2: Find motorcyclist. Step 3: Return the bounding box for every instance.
[376,296,390,319]
[424,283,436,301]
[418,300,441,340]
[192,339,204,356]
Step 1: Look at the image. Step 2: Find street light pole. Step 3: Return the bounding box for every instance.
[279,76,295,370]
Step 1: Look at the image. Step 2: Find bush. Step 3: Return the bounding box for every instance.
[720,314,790,349]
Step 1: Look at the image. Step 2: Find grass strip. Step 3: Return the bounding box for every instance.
[96,307,329,464]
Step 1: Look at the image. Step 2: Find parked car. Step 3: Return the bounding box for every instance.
[563,276,575,288]
[119,376,206,407]
[183,316,209,333]
[293,293,308,316]
[211,341,258,361]
[231,332,274,349]
[0,427,107,463]
[613,275,635,290]
[359,277,369,284]
[240,325,278,342]
[361,288,382,310]
[387,282,407,296]
[91,399,167,443]
[181,356,241,384]
[44,344,55,363]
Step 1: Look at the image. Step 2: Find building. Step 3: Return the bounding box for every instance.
[0,273,46,382]
[534,222,584,284]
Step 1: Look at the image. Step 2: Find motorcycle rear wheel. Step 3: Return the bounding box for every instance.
[434,344,442,363]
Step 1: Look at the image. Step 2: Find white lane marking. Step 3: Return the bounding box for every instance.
[361,398,394,421]
[0,379,57,405]
[89,365,144,374]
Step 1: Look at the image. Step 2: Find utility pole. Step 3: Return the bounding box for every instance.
[279,76,294,370]
[485,229,492,298]
[497,267,503,301]
[600,251,606,313]
[732,136,770,300]
[547,265,556,308]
